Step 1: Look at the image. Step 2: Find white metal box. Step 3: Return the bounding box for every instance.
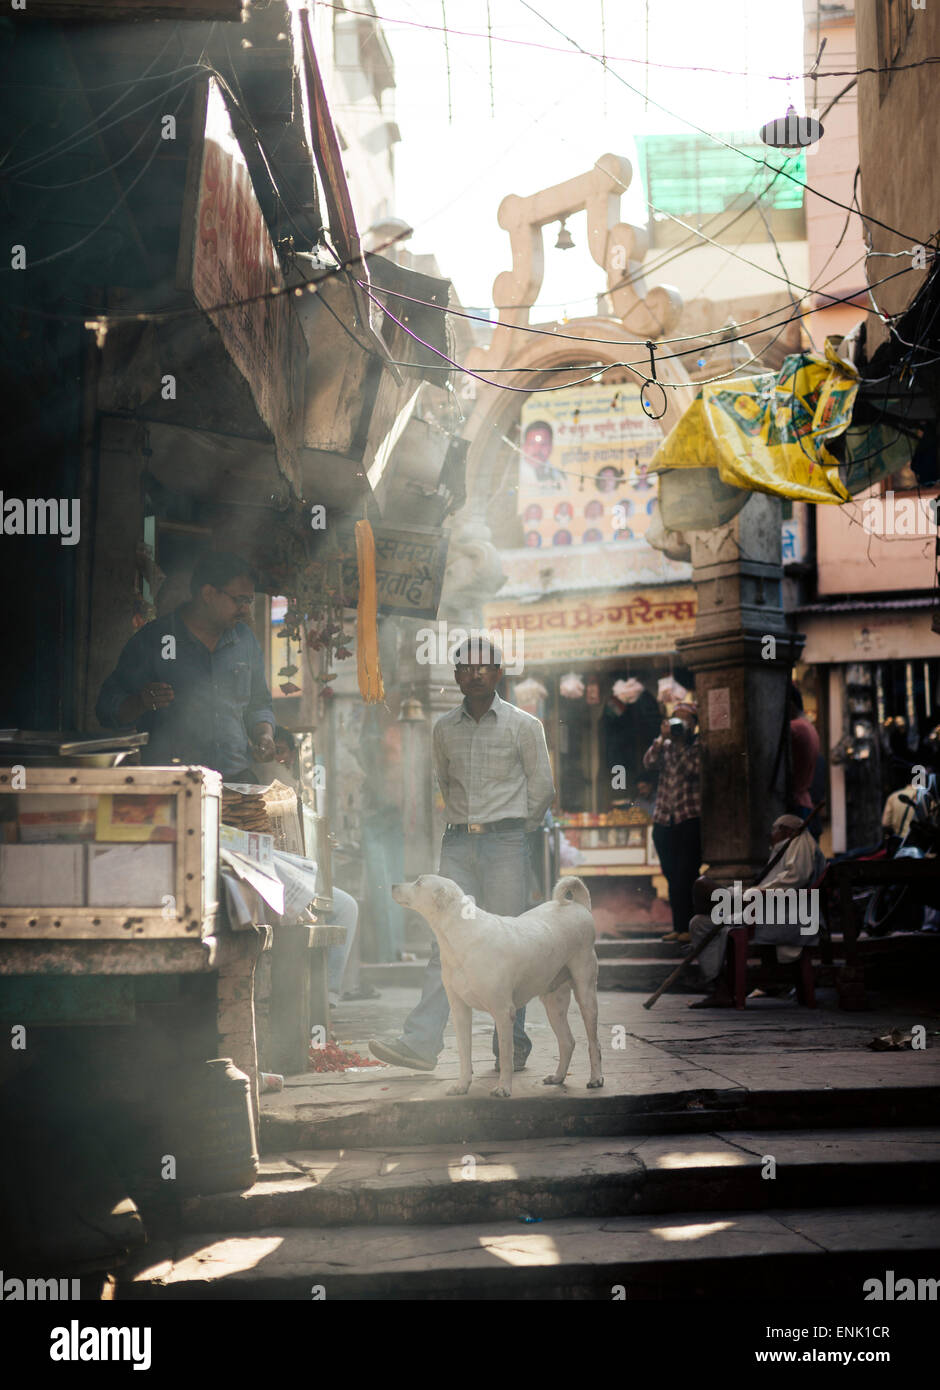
[0,765,220,940]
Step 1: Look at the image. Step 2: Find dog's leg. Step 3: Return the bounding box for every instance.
[569,957,604,1088]
[491,1009,515,1097]
[446,994,473,1096]
[540,984,574,1085]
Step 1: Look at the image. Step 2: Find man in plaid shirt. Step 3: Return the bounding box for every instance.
[643,701,701,944]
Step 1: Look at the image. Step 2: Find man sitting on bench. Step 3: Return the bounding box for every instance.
[687,815,825,1008]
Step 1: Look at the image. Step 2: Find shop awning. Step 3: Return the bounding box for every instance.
[798,598,939,663]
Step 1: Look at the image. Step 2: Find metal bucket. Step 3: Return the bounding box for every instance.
[170,1058,259,1196]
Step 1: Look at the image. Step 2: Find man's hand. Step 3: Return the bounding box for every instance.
[660,719,671,740]
[119,683,174,723]
[252,727,276,763]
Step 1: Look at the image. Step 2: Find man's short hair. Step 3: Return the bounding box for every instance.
[190,551,258,597]
[274,725,296,748]
[454,636,503,667]
[524,419,552,438]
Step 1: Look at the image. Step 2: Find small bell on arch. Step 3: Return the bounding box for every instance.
[554,218,575,251]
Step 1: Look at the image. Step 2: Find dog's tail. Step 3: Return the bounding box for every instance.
[552,877,591,910]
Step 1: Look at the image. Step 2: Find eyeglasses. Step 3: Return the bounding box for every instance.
[218,589,255,608]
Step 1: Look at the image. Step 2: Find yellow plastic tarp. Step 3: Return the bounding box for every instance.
[652,341,859,504]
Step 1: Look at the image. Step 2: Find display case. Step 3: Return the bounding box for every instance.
[0,765,220,939]
[558,806,658,876]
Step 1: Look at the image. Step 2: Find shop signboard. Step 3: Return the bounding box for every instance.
[518,381,664,548]
[483,585,697,663]
[188,79,299,490]
[340,523,450,620]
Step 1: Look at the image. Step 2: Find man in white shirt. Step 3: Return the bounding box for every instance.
[370,637,555,1073]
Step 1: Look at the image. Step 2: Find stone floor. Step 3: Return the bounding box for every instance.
[262,984,940,1121]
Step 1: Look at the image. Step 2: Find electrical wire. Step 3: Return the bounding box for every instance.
[6,81,193,271]
[0,28,192,179]
[518,0,928,248]
[314,2,940,83]
[10,93,187,191]
[347,257,928,366]
[1,68,201,182]
[357,277,649,392]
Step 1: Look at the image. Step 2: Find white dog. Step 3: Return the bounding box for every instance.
[390,874,604,1098]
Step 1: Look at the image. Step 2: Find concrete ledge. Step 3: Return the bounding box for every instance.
[172,1129,940,1232]
[119,1204,940,1300]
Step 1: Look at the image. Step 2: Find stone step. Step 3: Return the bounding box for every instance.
[599,958,688,991]
[360,939,688,988]
[261,1082,940,1152]
[361,935,934,993]
[360,952,689,993]
[171,1129,940,1233]
[595,938,687,959]
[119,1203,940,1300]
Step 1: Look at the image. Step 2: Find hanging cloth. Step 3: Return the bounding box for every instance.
[355,520,385,704]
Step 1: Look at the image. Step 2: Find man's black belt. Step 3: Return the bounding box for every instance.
[445,818,527,834]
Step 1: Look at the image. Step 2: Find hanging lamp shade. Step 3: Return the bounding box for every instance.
[555,219,575,250]
[760,104,823,149]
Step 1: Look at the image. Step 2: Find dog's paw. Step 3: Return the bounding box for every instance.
[586,1077,605,1089]
[446,1083,471,1096]
[490,1085,511,1098]
[542,1074,564,1086]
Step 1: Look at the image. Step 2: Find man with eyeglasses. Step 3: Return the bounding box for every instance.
[369,635,555,1075]
[96,551,276,780]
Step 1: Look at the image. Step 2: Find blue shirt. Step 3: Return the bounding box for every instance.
[96,608,275,778]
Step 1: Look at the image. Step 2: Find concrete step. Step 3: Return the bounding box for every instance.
[360,948,688,993]
[261,1082,940,1151]
[596,938,687,959]
[359,936,937,991]
[599,958,688,991]
[118,1203,940,1300]
[171,1129,940,1233]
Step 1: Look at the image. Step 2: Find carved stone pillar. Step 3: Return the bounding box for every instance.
[676,494,804,881]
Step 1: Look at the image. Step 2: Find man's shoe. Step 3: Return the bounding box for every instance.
[493,1037,533,1072]
[368,1039,436,1071]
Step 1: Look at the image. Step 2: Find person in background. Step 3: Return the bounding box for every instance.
[881,779,918,849]
[789,682,821,831]
[369,637,555,1074]
[643,701,701,945]
[96,551,275,780]
[687,816,825,1008]
[269,726,378,1004]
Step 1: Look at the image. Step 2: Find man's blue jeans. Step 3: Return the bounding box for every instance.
[399,828,530,1063]
[327,887,359,996]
